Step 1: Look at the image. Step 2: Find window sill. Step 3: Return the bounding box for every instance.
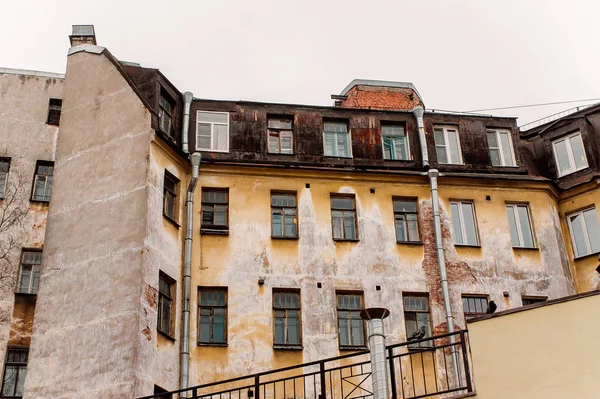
[271,235,299,240]
[324,156,353,159]
[14,291,37,298]
[200,228,229,236]
[339,346,368,352]
[268,152,295,156]
[29,199,50,204]
[573,251,600,261]
[333,238,360,243]
[197,342,228,347]
[157,329,176,342]
[455,244,481,248]
[383,158,413,162]
[163,214,180,228]
[512,246,539,251]
[397,240,423,245]
[196,148,230,154]
[273,345,303,351]
[557,167,589,178]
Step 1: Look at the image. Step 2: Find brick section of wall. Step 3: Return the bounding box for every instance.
[338,85,423,110]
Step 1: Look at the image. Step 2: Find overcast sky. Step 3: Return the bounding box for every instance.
[2,1,599,126]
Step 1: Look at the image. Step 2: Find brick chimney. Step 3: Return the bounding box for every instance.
[333,79,424,111]
[69,25,97,47]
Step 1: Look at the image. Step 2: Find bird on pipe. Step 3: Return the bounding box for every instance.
[486,301,497,314]
[407,326,426,341]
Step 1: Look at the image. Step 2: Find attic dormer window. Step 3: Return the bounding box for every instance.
[159,92,174,137]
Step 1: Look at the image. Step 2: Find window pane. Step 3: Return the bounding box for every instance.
[198,111,228,124]
[324,122,347,133]
[15,367,25,397]
[554,139,571,175]
[570,134,588,170]
[324,133,336,156]
[394,200,416,213]
[214,205,227,225]
[506,206,520,247]
[280,132,293,154]
[396,217,407,242]
[407,220,419,241]
[284,216,296,237]
[2,365,17,396]
[268,118,292,129]
[338,312,349,346]
[344,212,356,240]
[274,315,285,344]
[287,314,299,345]
[213,315,225,342]
[583,209,600,253]
[19,267,31,293]
[447,130,461,164]
[215,124,228,151]
[450,203,463,245]
[433,129,445,146]
[489,149,501,166]
[517,206,534,248]
[461,203,478,245]
[199,315,211,342]
[383,138,393,160]
[332,211,343,239]
[351,318,363,346]
[337,133,349,157]
[31,269,40,294]
[268,133,280,153]
[272,213,282,237]
[395,136,409,160]
[570,213,588,257]
[486,131,498,148]
[499,132,515,166]
[197,123,212,149]
[331,197,354,210]
[202,205,214,225]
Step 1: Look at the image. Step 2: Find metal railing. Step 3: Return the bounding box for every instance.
[139,330,472,399]
[519,103,597,131]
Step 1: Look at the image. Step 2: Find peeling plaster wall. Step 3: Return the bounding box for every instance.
[187,165,573,386]
[0,72,62,364]
[24,49,154,398]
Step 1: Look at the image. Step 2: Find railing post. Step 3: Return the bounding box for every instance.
[319,360,326,399]
[192,387,198,399]
[387,347,397,399]
[459,331,473,392]
[254,375,261,399]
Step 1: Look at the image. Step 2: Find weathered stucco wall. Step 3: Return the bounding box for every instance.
[0,71,62,365]
[468,291,600,398]
[186,165,573,386]
[558,183,600,292]
[24,47,154,398]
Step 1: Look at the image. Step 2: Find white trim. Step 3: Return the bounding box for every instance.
[567,207,598,258]
[552,131,588,177]
[196,111,230,153]
[434,125,463,165]
[450,201,478,245]
[506,204,535,248]
[487,129,517,167]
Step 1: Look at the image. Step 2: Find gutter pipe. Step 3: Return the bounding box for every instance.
[180,152,201,397]
[412,106,460,384]
[182,91,193,154]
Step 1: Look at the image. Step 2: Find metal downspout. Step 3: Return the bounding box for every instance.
[412,107,460,384]
[181,92,193,154]
[360,308,390,399]
[181,152,201,397]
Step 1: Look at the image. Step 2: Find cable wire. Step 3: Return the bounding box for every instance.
[463,98,600,113]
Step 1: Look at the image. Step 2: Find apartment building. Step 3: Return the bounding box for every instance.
[0,25,597,398]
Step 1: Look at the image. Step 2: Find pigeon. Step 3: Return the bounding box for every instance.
[407,326,426,341]
[486,301,497,314]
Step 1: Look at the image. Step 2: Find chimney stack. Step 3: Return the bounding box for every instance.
[69,25,96,47]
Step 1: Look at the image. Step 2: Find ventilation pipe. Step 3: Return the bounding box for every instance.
[360,308,390,399]
[180,152,201,397]
[182,91,193,154]
[412,107,460,384]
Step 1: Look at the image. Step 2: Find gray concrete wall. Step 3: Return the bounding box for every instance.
[24,46,154,398]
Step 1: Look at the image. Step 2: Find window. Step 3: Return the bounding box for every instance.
[31,161,53,202]
[323,121,351,158]
[552,132,588,177]
[159,93,174,137]
[198,288,227,344]
[462,295,488,320]
[273,290,301,347]
[0,158,10,199]
[487,129,516,166]
[196,111,229,152]
[17,251,42,294]
[331,195,357,241]
[522,296,547,306]
[163,171,179,222]
[157,272,175,337]
[46,98,62,125]
[1,349,28,398]
[268,117,293,154]
[567,207,600,258]
[271,192,298,238]
[201,189,229,232]
[403,294,431,349]
[450,201,479,246]
[393,198,420,243]
[433,126,462,164]
[382,125,409,160]
[506,204,535,248]
[336,293,365,348]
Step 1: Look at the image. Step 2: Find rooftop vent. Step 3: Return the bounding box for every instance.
[69,25,97,47]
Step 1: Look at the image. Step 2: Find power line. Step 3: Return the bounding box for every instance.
[463,98,600,113]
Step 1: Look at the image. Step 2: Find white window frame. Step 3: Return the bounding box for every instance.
[506,204,536,248]
[382,125,410,161]
[552,132,588,177]
[567,207,600,258]
[450,200,479,246]
[487,129,517,167]
[196,111,230,153]
[323,122,352,158]
[434,126,463,164]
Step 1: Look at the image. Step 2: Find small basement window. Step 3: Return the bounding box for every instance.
[46,99,62,125]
